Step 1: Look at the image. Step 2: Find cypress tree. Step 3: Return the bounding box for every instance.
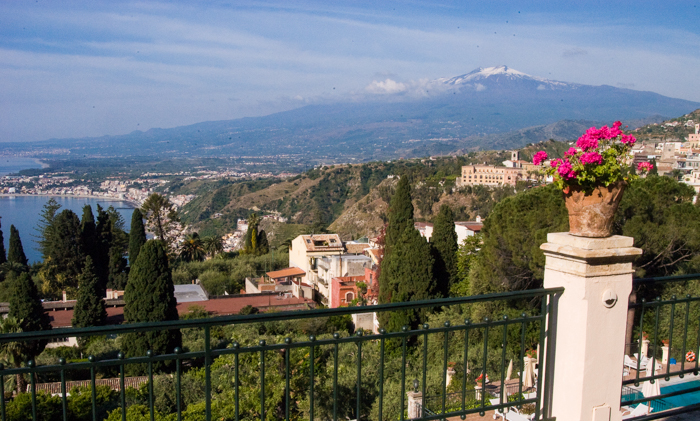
[94,205,112,293]
[378,175,415,328]
[0,218,6,265]
[107,246,128,290]
[80,205,98,262]
[47,210,85,284]
[384,176,414,254]
[9,272,52,359]
[123,240,181,365]
[72,256,107,334]
[129,209,147,266]
[383,226,435,333]
[257,229,269,255]
[8,225,28,267]
[431,205,459,298]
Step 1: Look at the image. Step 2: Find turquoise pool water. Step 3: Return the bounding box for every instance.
[661,380,700,407]
[622,379,700,412]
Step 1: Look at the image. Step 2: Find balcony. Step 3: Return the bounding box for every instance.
[2,235,700,421]
[0,289,557,421]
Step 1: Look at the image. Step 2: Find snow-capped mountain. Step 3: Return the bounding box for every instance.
[8,65,699,161]
[438,65,572,90]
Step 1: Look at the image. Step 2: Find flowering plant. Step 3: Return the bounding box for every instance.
[532,122,639,193]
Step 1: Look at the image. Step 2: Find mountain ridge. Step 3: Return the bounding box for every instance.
[4,66,698,162]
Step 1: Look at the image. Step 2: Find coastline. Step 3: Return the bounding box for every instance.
[34,158,49,169]
[0,193,139,208]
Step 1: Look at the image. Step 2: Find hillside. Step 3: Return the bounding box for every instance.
[630,109,700,142]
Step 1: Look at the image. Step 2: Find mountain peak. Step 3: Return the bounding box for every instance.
[439,65,572,89]
[467,65,529,78]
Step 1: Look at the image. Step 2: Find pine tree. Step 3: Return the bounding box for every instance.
[382,226,435,333]
[36,198,61,260]
[123,240,181,366]
[431,205,458,297]
[378,175,415,328]
[9,272,51,364]
[72,256,107,336]
[0,218,6,265]
[129,209,147,266]
[8,225,28,267]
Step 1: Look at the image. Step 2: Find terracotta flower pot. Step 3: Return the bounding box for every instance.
[563,182,626,238]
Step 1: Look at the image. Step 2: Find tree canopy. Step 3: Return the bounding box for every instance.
[8,225,28,268]
[123,240,181,364]
[72,256,107,335]
[129,208,147,266]
[430,204,458,297]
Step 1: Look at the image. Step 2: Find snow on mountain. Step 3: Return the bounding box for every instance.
[438,65,572,89]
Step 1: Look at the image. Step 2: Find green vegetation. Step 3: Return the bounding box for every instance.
[129,208,147,266]
[171,251,288,295]
[430,204,458,297]
[123,240,181,367]
[8,225,28,268]
[72,257,107,340]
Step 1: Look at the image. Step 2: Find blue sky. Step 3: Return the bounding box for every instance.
[1,1,700,143]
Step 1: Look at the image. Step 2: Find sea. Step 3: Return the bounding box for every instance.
[0,159,135,264]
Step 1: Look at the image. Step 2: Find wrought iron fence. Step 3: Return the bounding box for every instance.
[621,274,700,419]
[0,288,561,421]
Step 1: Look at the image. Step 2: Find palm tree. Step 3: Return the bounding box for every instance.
[0,317,27,394]
[202,236,223,259]
[179,233,205,262]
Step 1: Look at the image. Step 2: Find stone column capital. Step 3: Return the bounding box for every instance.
[540,233,642,277]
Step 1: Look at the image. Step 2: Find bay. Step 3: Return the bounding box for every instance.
[0,157,43,176]
[0,196,135,264]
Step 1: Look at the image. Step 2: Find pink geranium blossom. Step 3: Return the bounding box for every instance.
[576,133,599,151]
[557,160,576,179]
[532,151,548,165]
[564,147,578,156]
[637,162,654,173]
[580,152,603,165]
[550,158,563,169]
[621,134,636,145]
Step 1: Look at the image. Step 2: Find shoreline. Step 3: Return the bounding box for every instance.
[0,193,139,208]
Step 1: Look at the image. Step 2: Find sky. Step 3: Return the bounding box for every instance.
[2,1,700,143]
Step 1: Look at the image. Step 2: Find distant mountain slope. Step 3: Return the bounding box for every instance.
[6,66,699,162]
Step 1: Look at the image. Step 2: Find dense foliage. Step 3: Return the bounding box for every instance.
[430,205,458,297]
[123,240,182,367]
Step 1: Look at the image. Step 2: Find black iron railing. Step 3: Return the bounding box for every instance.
[621,274,700,419]
[0,288,561,421]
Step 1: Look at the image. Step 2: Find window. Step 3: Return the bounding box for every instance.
[346,292,354,302]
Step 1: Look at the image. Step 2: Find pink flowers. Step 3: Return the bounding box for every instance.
[580,152,603,165]
[533,120,638,191]
[533,151,548,165]
[637,162,654,173]
[556,160,577,179]
[576,132,599,151]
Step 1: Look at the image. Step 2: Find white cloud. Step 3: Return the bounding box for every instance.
[475,83,487,92]
[365,79,407,94]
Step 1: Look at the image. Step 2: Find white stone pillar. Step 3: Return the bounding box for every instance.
[407,391,423,419]
[641,339,650,358]
[661,345,670,365]
[541,233,641,421]
[446,367,456,388]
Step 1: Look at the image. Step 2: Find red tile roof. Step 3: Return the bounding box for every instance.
[47,295,314,328]
[266,267,306,279]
